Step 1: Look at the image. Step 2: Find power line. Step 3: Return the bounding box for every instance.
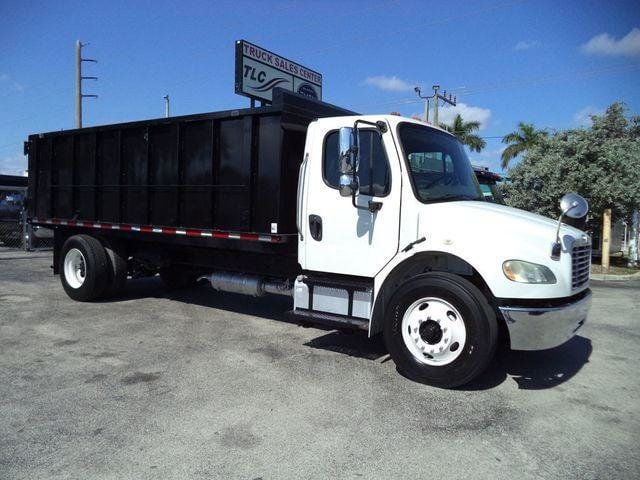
[451,63,640,97]
[352,62,640,112]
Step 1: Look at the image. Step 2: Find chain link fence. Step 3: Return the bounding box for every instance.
[0,209,53,251]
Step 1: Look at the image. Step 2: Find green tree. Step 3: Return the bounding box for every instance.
[501,122,548,169]
[504,102,640,223]
[440,114,486,152]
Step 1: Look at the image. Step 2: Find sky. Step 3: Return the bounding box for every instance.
[1,0,639,176]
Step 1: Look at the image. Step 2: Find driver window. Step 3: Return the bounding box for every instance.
[323,130,391,197]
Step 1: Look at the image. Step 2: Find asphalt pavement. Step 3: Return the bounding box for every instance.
[1,249,639,479]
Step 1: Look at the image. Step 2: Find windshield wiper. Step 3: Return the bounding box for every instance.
[433,194,480,202]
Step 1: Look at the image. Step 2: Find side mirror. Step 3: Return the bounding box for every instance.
[551,192,589,259]
[560,192,589,219]
[338,127,359,197]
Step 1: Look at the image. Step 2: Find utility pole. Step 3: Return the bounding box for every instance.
[432,85,440,126]
[75,40,98,128]
[163,94,170,118]
[415,85,457,126]
[432,85,457,128]
[629,210,638,267]
[602,209,611,273]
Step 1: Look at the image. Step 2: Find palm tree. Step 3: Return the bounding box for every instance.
[440,114,486,152]
[500,122,548,169]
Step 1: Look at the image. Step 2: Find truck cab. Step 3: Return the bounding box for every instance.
[295,115,591,387]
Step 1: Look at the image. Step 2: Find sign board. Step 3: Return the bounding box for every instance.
[235,40,322,103]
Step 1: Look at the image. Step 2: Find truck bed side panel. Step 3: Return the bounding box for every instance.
[27,89,355,258]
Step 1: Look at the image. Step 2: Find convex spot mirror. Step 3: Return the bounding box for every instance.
[560,192,588,219]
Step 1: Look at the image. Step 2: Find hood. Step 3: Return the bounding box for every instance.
[419,201,588,254]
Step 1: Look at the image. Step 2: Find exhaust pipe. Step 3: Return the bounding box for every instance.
[202,271,292,297]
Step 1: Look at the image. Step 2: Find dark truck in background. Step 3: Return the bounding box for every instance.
[0,175,55,249]
[1,175,27,247]
[473,166,504,204]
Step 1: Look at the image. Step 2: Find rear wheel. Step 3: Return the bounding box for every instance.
[60,234,110,301]
[383,272,498,388]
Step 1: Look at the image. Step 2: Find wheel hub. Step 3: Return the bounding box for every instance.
[63,248,87,289]
[419,319,443,344]
[401,297,467,366]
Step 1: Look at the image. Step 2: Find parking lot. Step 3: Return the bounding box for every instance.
[1,249,639,479]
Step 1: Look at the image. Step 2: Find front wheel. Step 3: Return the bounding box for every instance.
[383,273,498,388]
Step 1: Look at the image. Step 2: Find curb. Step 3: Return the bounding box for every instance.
[590,271,640,282]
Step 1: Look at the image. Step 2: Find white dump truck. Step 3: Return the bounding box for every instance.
[27,90,592,387]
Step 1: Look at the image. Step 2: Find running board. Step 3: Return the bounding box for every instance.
[288,309,369,331]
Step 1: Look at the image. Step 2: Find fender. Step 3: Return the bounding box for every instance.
[370,251,494,336]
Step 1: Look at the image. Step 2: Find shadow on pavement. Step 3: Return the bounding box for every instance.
[107,278,593,390]
[112,277,298,324]
[460,335,592,390]
[304,331,388,361]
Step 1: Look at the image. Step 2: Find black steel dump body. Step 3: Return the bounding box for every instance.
[26,90,352,274]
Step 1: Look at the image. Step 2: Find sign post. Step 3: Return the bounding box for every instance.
[235,40,323,104]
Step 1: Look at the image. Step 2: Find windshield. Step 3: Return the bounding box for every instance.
[478,182,505,204]
[398,123,482,203]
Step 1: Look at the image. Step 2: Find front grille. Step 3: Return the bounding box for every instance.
[572,245,591,289]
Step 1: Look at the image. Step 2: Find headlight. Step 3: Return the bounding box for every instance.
[502,260,557,284]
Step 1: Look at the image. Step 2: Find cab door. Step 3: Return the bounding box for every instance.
[302,123,401,278]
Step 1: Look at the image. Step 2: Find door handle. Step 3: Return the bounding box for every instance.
[309,214,322,241]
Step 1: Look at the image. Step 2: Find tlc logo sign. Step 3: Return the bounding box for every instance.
[235,40,322,103]
[244,65,267,83]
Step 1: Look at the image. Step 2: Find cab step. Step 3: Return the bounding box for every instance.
[288,309,369,331]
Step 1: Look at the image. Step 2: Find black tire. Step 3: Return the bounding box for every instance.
[159,265,198,290]
[383,272,498,388]
[60,234,110,302]
[102,239,128,299]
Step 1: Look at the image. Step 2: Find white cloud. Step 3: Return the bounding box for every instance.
[0,73,25,93]
[514,40,540,51]
[437,102,492,130]
[363,75,415,92]
[0,155,27,176]
[581,27,640,57]
[572,106,604,127]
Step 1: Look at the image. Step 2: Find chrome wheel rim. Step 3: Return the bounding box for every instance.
[64,248,86,289]
[401,297,466,366]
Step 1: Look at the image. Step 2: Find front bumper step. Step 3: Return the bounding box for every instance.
[499,290,592,351]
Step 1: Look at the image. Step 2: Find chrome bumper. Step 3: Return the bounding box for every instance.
[499,291,592,351]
